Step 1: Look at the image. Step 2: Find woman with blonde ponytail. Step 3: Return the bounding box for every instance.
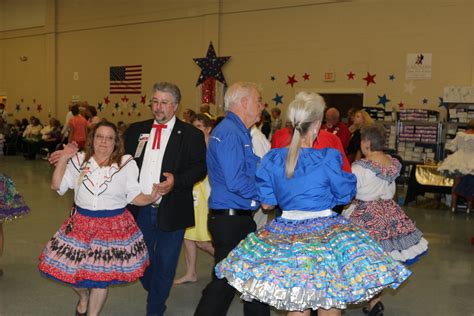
[215,92,411,316]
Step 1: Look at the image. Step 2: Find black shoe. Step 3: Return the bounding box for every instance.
[367,301,384,316]
[75,302,87,316]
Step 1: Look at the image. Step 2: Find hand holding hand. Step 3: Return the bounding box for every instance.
[150,183,162,202]
[157,172,174,196]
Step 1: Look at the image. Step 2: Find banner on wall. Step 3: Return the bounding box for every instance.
[406,53,432,80]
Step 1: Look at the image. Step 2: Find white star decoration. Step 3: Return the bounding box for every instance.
[403,81,416,95]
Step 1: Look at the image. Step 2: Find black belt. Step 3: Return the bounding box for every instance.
[209,208,252,216]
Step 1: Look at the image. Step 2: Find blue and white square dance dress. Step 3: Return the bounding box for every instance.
[215,148,411,311]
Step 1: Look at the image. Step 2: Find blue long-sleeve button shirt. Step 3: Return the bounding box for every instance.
[207,112,260,211]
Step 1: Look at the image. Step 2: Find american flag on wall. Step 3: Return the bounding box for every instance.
[109,65,142,94]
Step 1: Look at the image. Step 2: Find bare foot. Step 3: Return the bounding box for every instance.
[173,275,197,285]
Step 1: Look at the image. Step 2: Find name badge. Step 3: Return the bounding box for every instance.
[134,134,149,158]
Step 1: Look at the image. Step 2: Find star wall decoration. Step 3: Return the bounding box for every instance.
[346,71,355,80]
[272,93,284,105]
[377,94,390,107]
[398,102,404,108]
[140,95,147,104]
[97,102,104,112]
[121,95,129,103]
[15,104,21,112]
[36,104,43,112]
[270,75,276,81]
[438,97,448,109]
[27,106,30,111]
[193,41,231,86]
[114,102,120,111]
[389,74,396,81]
[302,73,310,81]
[104,96,110,105]
[132,102,138,111]
[286,74,298,87]
[363,72,376,86]
[422,98,428,104]
[403,81,416,94]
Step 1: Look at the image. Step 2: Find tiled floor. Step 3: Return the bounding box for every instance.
[0,155,473,315]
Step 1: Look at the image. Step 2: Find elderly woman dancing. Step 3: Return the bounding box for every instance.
[38,120,161,316]
[215,92,411,316]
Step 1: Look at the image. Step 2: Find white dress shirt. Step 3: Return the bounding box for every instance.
[58,152,142,210]
[139,116,176,198]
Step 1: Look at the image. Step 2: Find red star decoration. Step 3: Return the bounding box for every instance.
[104,96,110,105]
[121,95,129,103]
[36,104,42,112]
[398,102,404,108]
[140,95,147,104]
[363,72,376,86]
[128,112,131,116]
[264,102,269,108]
[27,106,30,111]
[138,112,141,117]
[346,71,355,80]
[286,74,298,87]
[302,73,310,81]
[120,111,124,116]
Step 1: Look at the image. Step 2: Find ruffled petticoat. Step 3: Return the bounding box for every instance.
[215,213,411,312]
[438,150,474,176]
[38,207,149,288]
[0,174,30,222]
[349,199,428,265]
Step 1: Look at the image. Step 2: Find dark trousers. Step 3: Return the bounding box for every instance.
[194,213,270,316]
[136,205,185,316]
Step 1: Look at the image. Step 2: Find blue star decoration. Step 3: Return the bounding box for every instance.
[272,93,284,105]
[377,94,390,107]
[132,102,138,111]
[422,98,428,104]
[97,102,104,112]
[389,74,396,81]
[438,97,448,109]
[270,75,276,81]
[114,102,120,110]
[193,41,231,87]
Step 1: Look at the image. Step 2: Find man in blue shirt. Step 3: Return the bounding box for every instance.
[195,82,269,316]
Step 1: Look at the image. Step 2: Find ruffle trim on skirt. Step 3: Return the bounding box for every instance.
[388,237,429,265]
[225,274,389,311]
[378,229,425,252]
[0,205,30,222]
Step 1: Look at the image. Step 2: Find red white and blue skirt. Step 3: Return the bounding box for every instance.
[38,206,149,288]
[349,199,428,265]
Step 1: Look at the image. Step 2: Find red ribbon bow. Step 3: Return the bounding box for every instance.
[152,123,167,149]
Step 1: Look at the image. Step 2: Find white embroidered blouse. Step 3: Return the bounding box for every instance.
[58,152,141,210]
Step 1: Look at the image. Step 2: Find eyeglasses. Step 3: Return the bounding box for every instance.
[151,99,175,107]
[94,134,115,142]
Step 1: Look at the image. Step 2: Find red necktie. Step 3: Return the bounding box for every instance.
[152,124,167,149]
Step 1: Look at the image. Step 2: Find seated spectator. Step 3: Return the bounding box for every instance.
[0,118,10,155]
[270,107,282,138]
[23,117,43,159]
[322,107,351,149]
[40,118,62,157]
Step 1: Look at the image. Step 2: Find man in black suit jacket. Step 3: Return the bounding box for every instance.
[124,82,206,316]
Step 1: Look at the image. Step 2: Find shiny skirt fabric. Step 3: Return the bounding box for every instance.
[215,213,411,312]
[350,199,428,265]
[0,174,31,222]
[38,207,149,288]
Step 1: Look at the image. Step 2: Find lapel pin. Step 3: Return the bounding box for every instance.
[177,130,182,134]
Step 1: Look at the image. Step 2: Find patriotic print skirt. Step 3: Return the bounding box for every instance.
[38,207,149,288]
[215,213,411,312]
[350,199,428,265]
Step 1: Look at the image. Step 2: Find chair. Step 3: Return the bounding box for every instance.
[4,131,19,155]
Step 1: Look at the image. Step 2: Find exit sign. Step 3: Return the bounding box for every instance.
[323,71,335,82]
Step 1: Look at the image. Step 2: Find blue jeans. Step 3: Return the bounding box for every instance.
[137,205,185,316]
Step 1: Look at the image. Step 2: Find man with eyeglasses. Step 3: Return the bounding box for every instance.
[124,82,207,316]
[195,82,270,316]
